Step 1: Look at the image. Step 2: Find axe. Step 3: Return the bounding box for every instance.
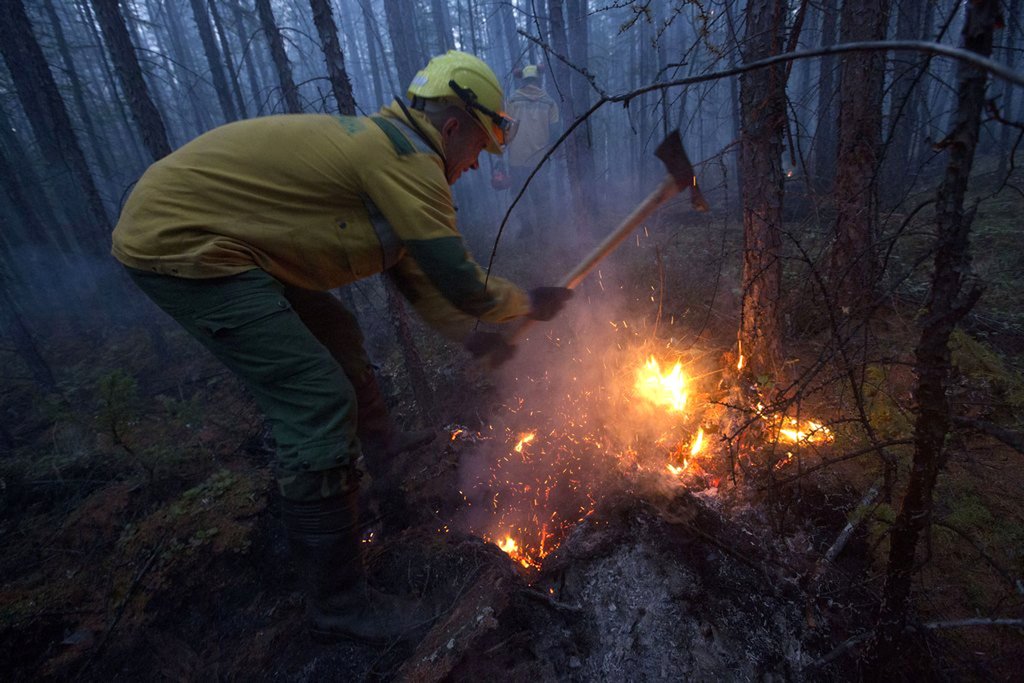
[490,129,708,365]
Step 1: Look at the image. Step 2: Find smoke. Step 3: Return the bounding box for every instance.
[452,252,717,564]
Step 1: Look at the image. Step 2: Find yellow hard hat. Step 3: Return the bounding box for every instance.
[521,64,539,79]
[407,50,517,154]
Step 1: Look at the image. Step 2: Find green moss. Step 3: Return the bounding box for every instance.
[863,365,913,440]
[950,329,1024,416]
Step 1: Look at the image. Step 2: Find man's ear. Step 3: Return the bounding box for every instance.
[440,115,460,141]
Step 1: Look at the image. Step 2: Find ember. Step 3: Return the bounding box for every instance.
[454,340,834,571]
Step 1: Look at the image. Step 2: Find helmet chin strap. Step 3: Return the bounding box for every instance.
[393,96,447,164]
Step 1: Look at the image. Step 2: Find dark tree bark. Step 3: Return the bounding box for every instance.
[255,0,303,113]
[430,0,453,53]
[0,0,111,244]
[91,0,172,161]
[882,0,928,200]
[42,0,116,182]
[154,0,213,134]
[208,0,249,118]
[548,0,595,238]
[384,280,437,424]
[228,0,266,116]
[76,0,150,170]
[869,0,1000,669]
[309,0,357,114]
[829,0,891,313]
[0,138,50,243]
[187,0,238,121]
[498,0,521,70]
[383,0,423,89]
[359,0,387,106]
[0,280,57,392]
[0,105,62,233]
[995,0,1021,178]
[738,0,788,380]
[812,0,838,192]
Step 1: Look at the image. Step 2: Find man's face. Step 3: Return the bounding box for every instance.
[440,111,489,185]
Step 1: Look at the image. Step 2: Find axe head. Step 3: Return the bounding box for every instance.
[655,130,709,212]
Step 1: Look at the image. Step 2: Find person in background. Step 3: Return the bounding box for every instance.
[504,64,560,239]
[111,50,572,642]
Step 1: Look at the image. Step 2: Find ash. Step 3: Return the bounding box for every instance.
[402,489,817,682]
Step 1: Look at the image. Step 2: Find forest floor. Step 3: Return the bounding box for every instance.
[2,158,1023,680]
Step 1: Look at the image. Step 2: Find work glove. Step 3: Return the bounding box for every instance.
[464,331,516,367]
[528,287,574,321]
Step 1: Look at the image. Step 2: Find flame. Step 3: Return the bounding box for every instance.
[737,354,744,371]
[495,535,538,569]
[634,356,688,412]
[456,346,836,575]
[690,428,704,456]
[778,419,833,444]
[514,432,536,452]
[497,535,518,553]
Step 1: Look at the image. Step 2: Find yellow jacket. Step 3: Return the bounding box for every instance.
[112,102,529,340]
[505,84,559,168]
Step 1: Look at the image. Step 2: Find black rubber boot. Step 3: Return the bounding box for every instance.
[281,487,433,643]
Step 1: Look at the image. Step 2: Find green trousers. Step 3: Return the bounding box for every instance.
[128,267,374,501]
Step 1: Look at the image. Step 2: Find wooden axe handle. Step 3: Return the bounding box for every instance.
[492,174,687,361]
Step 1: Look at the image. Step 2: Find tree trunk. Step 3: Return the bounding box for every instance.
[359,0,387,106]
[228,0,266,116]
[42,0,116,183]
[255,0,303,113]
[995,0,1021,178]
[208,0,249,118]
[829,0,891,314]
[430,0,453,53]
[0,138,50,243]
[91,0,173,161]
[812,0,838,193]
[187,0,238,121]
[155,0,213,134]
[0,103,62,233]
[548,0,594,239]
[0,0,111,246]
[309,0,357,115]
[384,279,437,424]
[0,281,57,392]
[498,0,521,71]
[882,0,927,201]
[738,0,788,381]
[565,0,595,176]
[870,0,999,669]
[383,0,423,90]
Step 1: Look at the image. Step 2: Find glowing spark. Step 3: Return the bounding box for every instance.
[514,432,536,452]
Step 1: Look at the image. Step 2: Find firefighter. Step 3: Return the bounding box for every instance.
[111,50,572,642]
[505,64,560,239]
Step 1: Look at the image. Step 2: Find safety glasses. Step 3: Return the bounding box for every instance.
[448,80,519,147]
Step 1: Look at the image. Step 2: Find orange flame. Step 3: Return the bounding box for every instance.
[690,428,704,456]
[634,356,688,412]
[778,419,833,444]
